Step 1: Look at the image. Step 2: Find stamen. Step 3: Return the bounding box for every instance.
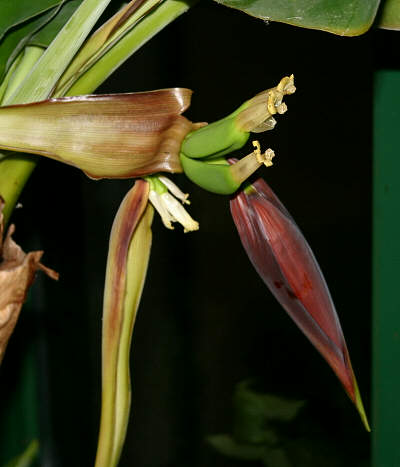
[252,140,274,167]
[147,175,199,232]
[148,190,174,230]
[263,148,275,167]
[161,193,199,233]
[159,175,190,204]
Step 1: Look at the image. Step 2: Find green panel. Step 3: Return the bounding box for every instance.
[372,70,400,467]
[214,0,381,36]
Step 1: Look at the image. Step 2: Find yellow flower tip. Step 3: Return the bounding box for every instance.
[276,102,288,114]
[353,379,371,432]
[263,148,275,167]
[267,92,278,115]
[236,75,296,133]
[183,220,199,234]
[277,74,296,95]
[252,140,261,152]
[252,140,275,167]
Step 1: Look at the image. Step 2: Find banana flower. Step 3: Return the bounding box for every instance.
[230,176,370,430]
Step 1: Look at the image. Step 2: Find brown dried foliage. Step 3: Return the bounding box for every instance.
[0,199,58,363]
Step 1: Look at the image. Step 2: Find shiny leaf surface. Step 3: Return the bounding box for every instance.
[215,0,381,36]
[29,0,83,46]
[0,7,57,81]
[0,0,62,40]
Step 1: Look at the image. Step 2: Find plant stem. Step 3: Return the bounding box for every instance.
[0,156,37,224]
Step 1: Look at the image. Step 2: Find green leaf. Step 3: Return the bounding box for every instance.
[0,0,63,40]
[0,7,57,81]
[55,0,195,96]
[3,440,39,467]
[379,0,400,30]
[5,0,113,104]
[214,0,381,36]
[29,0,83,47]
[54,0,163,95]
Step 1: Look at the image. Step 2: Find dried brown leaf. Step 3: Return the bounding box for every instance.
[0,199,58,363]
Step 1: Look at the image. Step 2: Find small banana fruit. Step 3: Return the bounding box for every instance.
[180,75,295,194]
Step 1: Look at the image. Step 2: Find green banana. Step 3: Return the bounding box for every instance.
[180,75,296,195]
[181,104,250,160]
[181,143,275,195]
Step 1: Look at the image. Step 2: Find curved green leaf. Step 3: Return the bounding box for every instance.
[28,0,83,47]
[0,8,57,81]
[6,0,113,105]
[379,0,400,30]
[0,0,63,40]
[214,0,381,36]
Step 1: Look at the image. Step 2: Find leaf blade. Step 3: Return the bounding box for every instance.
[28,0,83,47]
[6,0,113,104]
[0,7,57,82]
[215,0,381,36]
[0,0,63,40]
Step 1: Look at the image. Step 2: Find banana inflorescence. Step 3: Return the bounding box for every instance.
[180,75,295,195]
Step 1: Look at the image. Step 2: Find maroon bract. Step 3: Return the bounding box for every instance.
[230,177,369,429]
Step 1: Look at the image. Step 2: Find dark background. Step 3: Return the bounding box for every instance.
[0,0,379,465]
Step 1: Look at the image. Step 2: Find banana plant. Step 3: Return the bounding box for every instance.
[0,0,397,464]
